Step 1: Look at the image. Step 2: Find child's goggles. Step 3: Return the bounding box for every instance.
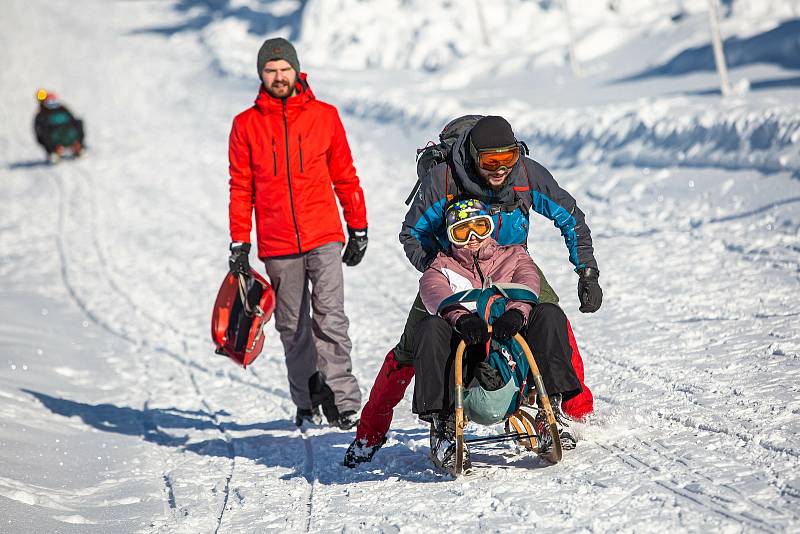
[447,215,495,245]
[471,143,520,172]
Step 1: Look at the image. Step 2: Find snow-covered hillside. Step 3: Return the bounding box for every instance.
[1,0,799,532]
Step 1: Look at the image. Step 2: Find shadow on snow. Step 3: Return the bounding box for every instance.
[130,0,307,40]
[615,19,800,83]
[23,389,467,485]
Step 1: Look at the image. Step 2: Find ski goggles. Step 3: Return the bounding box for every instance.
[470,142,520,172]
[447,215,495,245]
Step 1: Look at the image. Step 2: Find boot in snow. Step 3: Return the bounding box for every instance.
[333,410,360,431]
[295,406,322,427]
[308,372,359,430]
[535,394,576,450]
[343,436,387,468]
[429,412,470,470]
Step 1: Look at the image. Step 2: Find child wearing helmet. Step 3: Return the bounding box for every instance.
[412,196,581,470]
[34,89,84,162]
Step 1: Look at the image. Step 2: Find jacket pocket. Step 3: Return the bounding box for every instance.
[272,138,277,175]
[298,134,304,173]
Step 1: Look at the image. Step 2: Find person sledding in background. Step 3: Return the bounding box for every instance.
[413,198,581,470]
[344,115,601,467]
[34,89,84,163]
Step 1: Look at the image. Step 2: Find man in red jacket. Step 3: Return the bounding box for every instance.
[227,38,368,430]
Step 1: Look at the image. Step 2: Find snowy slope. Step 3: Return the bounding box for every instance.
[1,0,799,532]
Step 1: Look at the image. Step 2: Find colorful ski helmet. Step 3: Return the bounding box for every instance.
[445,198,495,245]
[36,88,59,107]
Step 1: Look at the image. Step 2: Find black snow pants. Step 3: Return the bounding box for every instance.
[411,303,581,419]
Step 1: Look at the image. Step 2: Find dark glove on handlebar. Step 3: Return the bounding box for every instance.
[491,309,525,341]
[342,227,368,266]
[578,267,603,313]
[229,242,251,275]
[455,314,490,346]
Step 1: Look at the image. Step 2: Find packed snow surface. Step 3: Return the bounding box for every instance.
[1,0,799,532]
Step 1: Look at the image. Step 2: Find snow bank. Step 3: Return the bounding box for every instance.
[337,89,800,175]
[198,0,800,75]
[188,0,800,175]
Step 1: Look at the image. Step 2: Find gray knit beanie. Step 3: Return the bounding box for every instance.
[257,38,300,78]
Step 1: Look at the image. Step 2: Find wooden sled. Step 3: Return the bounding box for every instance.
[448,328,563,476]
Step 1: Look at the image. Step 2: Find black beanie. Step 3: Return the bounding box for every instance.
[257,38,301,78]
[469,116,516,150]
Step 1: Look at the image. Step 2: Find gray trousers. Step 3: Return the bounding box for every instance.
[263,242,361,412]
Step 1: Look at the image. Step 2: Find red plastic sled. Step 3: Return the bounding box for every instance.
[211,270,275,368]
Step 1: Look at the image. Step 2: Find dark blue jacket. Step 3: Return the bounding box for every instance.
[399,130,598,274]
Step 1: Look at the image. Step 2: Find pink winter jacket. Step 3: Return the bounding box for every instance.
[419,238,541,327]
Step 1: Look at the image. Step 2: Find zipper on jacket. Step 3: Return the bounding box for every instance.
[282,100,303,253]
[271,138,277,175]
[298,134,304,173]
[472,253,486,286]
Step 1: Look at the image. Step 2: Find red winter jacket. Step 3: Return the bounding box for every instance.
[228,74,367,258]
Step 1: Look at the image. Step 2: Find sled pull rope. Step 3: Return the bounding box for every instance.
[237,273,262,317]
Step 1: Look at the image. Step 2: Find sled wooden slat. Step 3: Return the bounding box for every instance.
[453,339,467,476]
[450,328,562,476]
[514,332,562,464]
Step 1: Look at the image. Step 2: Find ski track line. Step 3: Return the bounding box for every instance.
[298,427,317,533]
[598,442,778,533]
[593,347,800,461]
[50,166,239,531]
[49,167,177,522]
[594,372,798,527]
[56,163,315,532]
[72,162,291,411]
[635,436,800,525]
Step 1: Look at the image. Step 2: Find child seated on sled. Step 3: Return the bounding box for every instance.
[413,197,582,470]
[34,89,85,162]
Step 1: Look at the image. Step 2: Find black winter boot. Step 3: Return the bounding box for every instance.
[295,406,322,427]
[429,412,470,470]
[343,436,387,468]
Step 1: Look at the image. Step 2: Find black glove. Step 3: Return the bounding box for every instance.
[455,314,490,346]
[228,242,251,275]
[491,309,525,341]
[342,227,368,266]
[578,267,603,313]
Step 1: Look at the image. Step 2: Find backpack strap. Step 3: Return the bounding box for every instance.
[487,200,522,215]
[445,164,450,199]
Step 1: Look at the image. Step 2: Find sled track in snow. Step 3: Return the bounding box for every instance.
[593,347,800,518]
[599,441,781,533]
[50,167,179,520]
[596,349,800,459]
[49,166,238,532]
[299,427,318,533]
[593,353,799,529]
[51,163,317,532]
[632,435,800,526]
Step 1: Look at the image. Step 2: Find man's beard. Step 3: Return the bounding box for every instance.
[487,176,509,191]
[265,80,295,99]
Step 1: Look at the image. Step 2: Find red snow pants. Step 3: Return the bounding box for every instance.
[354,320,593,447]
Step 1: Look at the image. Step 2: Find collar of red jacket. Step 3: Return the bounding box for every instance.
[450,237,500,266]
[255,72,316,114]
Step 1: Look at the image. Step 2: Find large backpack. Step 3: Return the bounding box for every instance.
[405,114,484,205]
[406,114,530,206]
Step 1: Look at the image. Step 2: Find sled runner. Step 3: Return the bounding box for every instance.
[434,285,562,476]
[211,270,275,368]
